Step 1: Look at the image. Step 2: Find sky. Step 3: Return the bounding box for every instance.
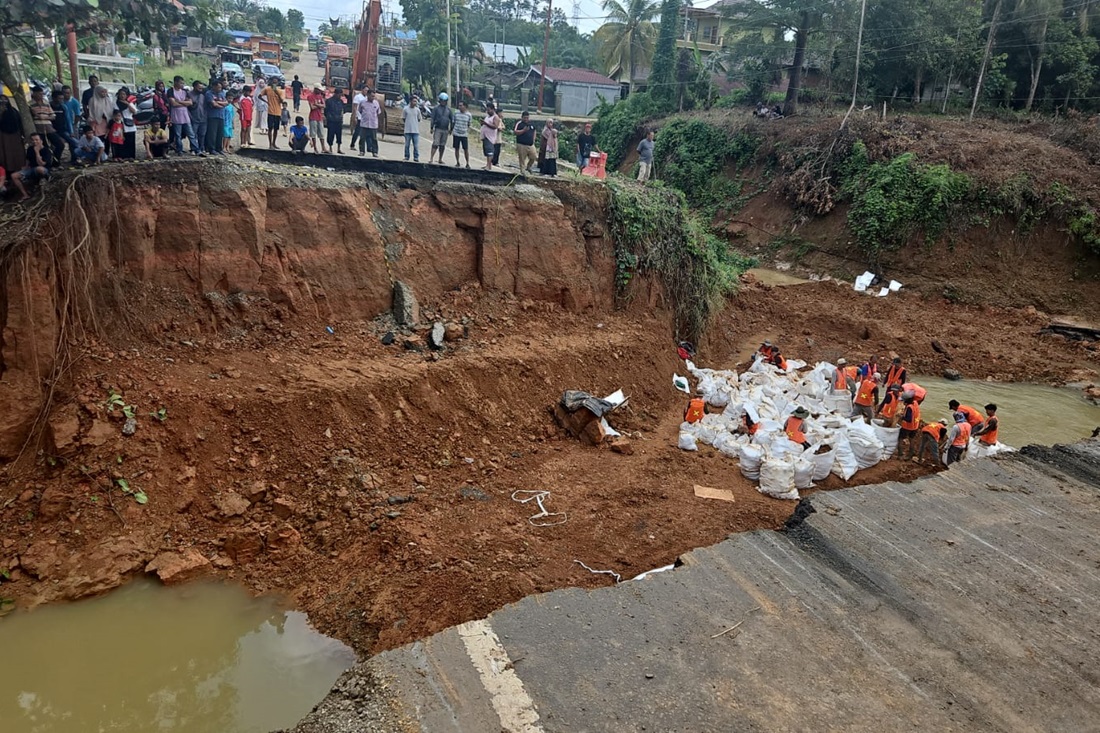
[261,0,713,38]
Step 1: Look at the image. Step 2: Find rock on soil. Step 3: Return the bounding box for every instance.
[276,662,411,733]
[428,322,446,350]
[145,549,211,585]
[444,322,465,342]
[214,491,251,518]
[122,416,138,436]
[392,281,420,327]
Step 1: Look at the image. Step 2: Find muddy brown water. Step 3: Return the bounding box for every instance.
[908,375,1098,447]
[0,580,355,733]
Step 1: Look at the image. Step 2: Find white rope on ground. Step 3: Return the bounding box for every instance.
[573,560,621,584]
[511,490,567,527]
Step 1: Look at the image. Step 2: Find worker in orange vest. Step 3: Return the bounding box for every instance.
[769,349,788,371]
[883,357,907,389]
[916,419,949,465]
[897,394,921,459]
[684,392,706,424]
[972,403,1000,445]
[944,411,972,465]
[784,406,811,449]
[737,411,759,436]
[832,358,854,393]
[949,400,984,427]
[901,382,926,404]
[757,340,777,362]
[851,373,881,423]
[876,383,903,427]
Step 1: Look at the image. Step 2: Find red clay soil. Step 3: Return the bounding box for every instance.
[3,273,1094,654]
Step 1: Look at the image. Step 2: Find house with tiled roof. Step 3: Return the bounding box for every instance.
[521,66,621,117]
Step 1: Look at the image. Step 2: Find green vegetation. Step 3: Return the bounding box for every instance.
[592,92,666,169]
[652,118,761,217]
[840,146,972,260]
[608,179,754,340]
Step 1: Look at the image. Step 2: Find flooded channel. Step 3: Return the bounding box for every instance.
[0,580,356,733]
[913,375,1099,447]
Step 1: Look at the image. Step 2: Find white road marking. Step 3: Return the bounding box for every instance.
[457,619,544,732]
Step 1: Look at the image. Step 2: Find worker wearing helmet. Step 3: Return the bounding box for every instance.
[429,92,454,165]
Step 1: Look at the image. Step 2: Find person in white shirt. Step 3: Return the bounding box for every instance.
[402,96,422,162]
[349,86,366,150]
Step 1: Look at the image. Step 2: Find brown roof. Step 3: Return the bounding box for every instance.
[532,66,618,86]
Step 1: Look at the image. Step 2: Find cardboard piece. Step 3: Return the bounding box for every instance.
[693,485,736,503]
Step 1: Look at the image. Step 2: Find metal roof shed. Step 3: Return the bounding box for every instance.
[525,66,620,117]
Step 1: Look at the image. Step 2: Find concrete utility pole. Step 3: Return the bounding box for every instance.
[446,0,453,95]
[538,0,552,110]
[970,0,1003,121]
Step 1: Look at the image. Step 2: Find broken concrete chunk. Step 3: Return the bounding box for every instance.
[393,281,420,327]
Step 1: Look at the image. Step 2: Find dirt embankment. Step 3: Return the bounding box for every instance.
[0,159,1095,659]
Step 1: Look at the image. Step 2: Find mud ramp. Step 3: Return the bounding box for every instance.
[287,440,1100,732]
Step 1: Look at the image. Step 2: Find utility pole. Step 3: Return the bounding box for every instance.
[538,0,552,111]
[446,0,453,95]
[839,0,866,130]
[970,0,1003,121]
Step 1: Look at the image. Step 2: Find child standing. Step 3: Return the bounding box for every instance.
[223,92,236,153]
[255,84,269,136]
[280,102,290,138]
[108,110,125,161]
[239,86,253,147]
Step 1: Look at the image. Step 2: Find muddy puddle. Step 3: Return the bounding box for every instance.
[912,375,1099,447]
[0,579,356,733]
[745,268,810,286]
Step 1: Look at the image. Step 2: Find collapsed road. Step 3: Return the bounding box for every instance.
[286,438,1100,732]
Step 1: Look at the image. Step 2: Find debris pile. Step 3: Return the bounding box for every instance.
[553,389,632,453]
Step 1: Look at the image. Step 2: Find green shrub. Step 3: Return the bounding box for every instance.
[592,92,668,169]
[714,89,750,109]
[608,179,754,340]
[842,152,971,261]
[651,119,760,216]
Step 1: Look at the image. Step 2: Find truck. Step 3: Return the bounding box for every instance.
[352,0,405,134]
[308,36,319,52]
[324,43,352,89]
[254,38,282,67]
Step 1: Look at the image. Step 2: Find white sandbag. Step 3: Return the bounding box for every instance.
[768,436,805,460]
[759,457,799,500]
[871,420,900,461]
[712,432,737,454]
[847,422,883,469]
[696,425,719,446]
[673,373,690,394]
[738,444,763,480]
[968,439,1015,459]
[825,393,852,415]
[793,455,815,490]
[706,390,731,408]
[831,436,859,480]
[678,432,698,451]
[810,447,835,481]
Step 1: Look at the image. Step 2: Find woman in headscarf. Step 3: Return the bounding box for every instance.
[0,96,24,175]
[114,88,138,159]
[539,118,558,177]
[87,85,115,148]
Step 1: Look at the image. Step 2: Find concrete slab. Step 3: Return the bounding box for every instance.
[287,441,1100,732]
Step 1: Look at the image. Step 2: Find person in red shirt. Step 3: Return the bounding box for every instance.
[239,86,254,148]
[307,85,327,154]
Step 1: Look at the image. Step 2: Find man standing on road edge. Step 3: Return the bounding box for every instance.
[514,111,536,173]
[357,89,381,158]
[429,92,454,164]
[350,86,366,150]
[452,101,472,168]
[637,129,655,183]
[324,87,346,155]
[263,80,284,149]
[307,85,327,153]
[403,95,422,162]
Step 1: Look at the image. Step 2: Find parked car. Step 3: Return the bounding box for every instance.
[281,50,293,62]
[251,62,285,87]
[221,62,246,84]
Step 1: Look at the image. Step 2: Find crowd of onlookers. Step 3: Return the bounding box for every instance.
[0,71,655,201]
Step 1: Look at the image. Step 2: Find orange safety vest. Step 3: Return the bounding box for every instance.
[902,382,927,403]
[979,416,999,445]
[959,405,983,427]
[742,416,759,435]
[952,421,972,448]
[773,355,788,370]
[884,364,905,387]
[900,402,921,431]
[784,416,807,444]
[759,345,776,360]
[854,378,877,407]
[922,423,946,441]
[685,398,705,424]
[844,365,861,382]
[833,368,848,391]
[880,391,900,418]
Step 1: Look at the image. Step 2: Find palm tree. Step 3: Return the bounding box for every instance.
[593,0,660,91]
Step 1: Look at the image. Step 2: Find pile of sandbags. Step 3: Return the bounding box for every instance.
[676,358,888,500]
